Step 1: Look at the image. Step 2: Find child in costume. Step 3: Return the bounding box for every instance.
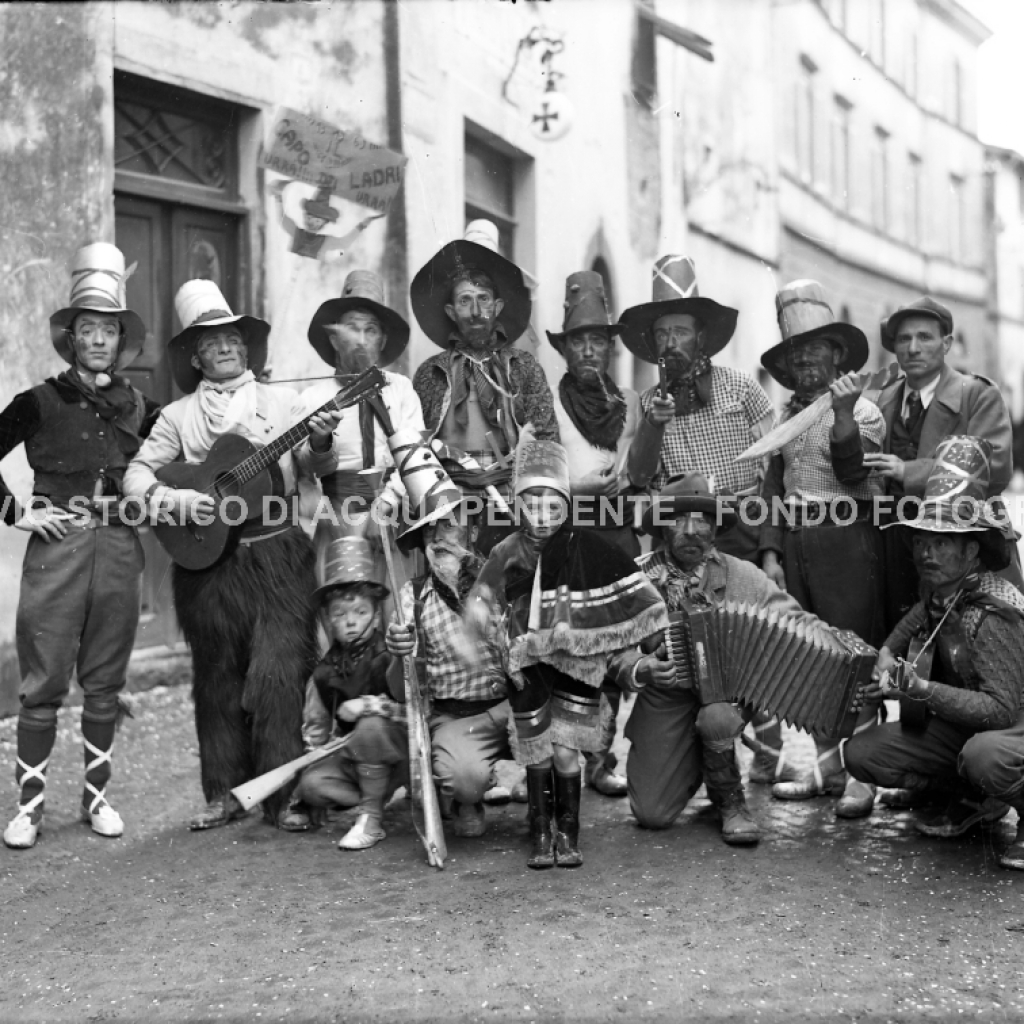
[293,537,407,850]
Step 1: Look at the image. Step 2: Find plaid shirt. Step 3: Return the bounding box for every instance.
[640,366,774,495]
[398,578,508,702]
[780,397,884,503]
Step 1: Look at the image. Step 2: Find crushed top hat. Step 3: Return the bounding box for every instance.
[410,219,532,348]
[301,186,341,224]
[514,438,570,501]
[314,536,389,605]
[49,243,147,370]
[761,279,869,390]
[880,296,954,353]
[546,270,621,347]
[168,279,270,394]
[641,471,737,538]
[618,255,738,364]
[389,428,466,548]
[888,435,1014,570]
[307,269,410,369]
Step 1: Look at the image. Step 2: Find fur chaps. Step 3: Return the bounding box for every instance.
[173,527,319,822]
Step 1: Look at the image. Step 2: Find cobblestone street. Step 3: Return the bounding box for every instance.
[2,684,1022,1023]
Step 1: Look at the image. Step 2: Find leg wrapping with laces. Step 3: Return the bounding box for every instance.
[81,700,118,814]
[15,707,58,820]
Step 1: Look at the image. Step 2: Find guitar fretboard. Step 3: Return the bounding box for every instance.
[223,367,385,488]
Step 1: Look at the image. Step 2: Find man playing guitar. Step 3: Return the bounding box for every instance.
[124,280,343,832]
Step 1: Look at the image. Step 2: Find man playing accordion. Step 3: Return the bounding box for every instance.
[619,473,821,846]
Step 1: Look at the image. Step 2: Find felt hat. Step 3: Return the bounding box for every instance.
[618,255,738,364]
[514,439,570,501]
[410,219,532,347]
[880,296,954,353]
[388,428,466,547]
[545,270,621,347]
[301,186,341,224]
[168,280,270,394]
[49,243,147,370]
[641,472,738,538]
[313,536,389,605]
[761,279,869,390]
[307,270,410,369]
[887,435,1014,570]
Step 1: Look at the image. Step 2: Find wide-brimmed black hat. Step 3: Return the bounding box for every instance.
[641,472,737,538]
[168,279,269,394]
[410,220,532,347]
[618,255,738,364]
[880,296,954,353]
[307,270,410,368]
[761,279,869,390]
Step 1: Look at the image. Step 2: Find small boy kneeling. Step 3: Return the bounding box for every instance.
[294,537,407,850]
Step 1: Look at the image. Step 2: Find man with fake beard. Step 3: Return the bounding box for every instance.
[757,281,886,818]
[621,474,817,846]
[384,503,513,839]
[303,270,424,577]
[411,221,558,552]
[844,437,1024,872]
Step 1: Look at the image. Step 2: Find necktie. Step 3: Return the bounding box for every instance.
[904,389,924,434]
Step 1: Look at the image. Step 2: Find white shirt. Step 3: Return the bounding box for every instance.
[900,373,940,421]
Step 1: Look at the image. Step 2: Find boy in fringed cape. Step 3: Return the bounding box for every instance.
[464,440,667,869]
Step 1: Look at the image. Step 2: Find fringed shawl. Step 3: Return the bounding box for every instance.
[473,528,668,688]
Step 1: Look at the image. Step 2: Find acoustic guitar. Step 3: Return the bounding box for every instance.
[897,635,934,733]
[152,366,385,570]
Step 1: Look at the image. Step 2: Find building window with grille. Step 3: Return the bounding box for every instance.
[831,96,851,210]
[465,133,517,259]
[870,127,889,230]
[795,56,817,185]
[907,153,922,247]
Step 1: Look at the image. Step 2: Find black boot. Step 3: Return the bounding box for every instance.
[703,747,760,846]
[526,766,555,870]
[554,770,583,868]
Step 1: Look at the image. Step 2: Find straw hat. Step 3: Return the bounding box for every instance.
[168,280,270,393]
[49,243,146,370]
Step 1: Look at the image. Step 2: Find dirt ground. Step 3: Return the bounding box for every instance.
[2,684,1024,1024]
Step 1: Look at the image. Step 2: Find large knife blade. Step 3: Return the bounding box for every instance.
[735,362,900,463]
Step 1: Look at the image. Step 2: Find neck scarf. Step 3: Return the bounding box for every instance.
[180,370,258,454]
[448,340,518,450]
[558,372,626,452]
[50,369,144,459]
[667,352,713,416]
[650,553,709,611]
[925,568,1024,627]
[430,555,483,614]
[785,391,820,417]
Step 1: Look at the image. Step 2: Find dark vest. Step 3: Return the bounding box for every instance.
[311,633,390,734]
[25,382,144,504]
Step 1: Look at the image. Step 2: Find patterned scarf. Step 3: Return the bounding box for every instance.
[448,341,518,450]
[785,390,820,417]
[647,554,709,612]
[180,370,260,454]
[558,373,626,452]
[51,370,144,459]
[667,352,713,416]
[312,632,390,711]
[925,569,1024,628]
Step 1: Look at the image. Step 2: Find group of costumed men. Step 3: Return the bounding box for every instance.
[3,221,1024,875]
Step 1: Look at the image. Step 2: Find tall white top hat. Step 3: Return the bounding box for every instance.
[49,243,146,370]
[168,279,270,393]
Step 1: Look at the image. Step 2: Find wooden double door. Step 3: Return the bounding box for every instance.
[115,194,242,648]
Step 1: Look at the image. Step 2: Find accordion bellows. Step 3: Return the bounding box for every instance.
[663,600,876,737]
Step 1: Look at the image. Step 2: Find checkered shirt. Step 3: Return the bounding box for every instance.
[640,365,775,495]
[398,579,508,702]
[780,397,884,503]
